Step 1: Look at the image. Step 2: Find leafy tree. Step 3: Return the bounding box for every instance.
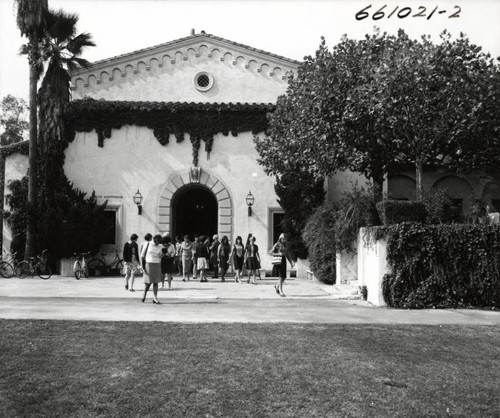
[274,170,325,259]
[0,95,28,145]
[15,0,49,258]
[255,29,500,201]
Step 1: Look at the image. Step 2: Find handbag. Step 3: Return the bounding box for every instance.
[272,254,282,265]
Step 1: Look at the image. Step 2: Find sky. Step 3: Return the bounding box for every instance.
[0,0,499,102]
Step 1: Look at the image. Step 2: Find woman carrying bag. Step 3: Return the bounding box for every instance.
[141,234,163,304]
[271,233,294,297]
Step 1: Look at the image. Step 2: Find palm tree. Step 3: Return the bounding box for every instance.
[38,9,95,155]
[15,0,48,258]
[35,9,95,263]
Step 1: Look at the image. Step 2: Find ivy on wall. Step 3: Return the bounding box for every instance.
[381,222,500,309]
[64,98,274,166]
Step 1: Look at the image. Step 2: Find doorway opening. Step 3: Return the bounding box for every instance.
[172,185,218,240]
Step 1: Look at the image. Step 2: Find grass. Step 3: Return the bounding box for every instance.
[0,320,498,417]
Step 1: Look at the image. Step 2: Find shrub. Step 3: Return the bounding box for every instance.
[382,222,500,308]
[335,184,378,252]
[302,202,337,284]
[274,171,325,259]
[376,200,427,225]
[421,188,462,224]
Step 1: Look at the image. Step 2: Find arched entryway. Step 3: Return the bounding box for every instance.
[172,185,218,239]
[157,169,233,240]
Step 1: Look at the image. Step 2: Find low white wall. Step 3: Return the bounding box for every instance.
[357,228,389,306]
[295,258,310,279]
[335,240,358,284]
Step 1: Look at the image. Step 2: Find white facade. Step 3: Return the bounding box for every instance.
[1,32,301,268]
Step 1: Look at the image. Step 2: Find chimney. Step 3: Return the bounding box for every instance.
[191,28,195,35]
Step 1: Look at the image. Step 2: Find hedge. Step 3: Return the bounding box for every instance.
[382,222,500,308]
[302,202,337,284]
[376,200,426,225]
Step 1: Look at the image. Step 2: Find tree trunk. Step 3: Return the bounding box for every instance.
[25,65,38,258]
[373,178,383,202]
[415,159,423,200]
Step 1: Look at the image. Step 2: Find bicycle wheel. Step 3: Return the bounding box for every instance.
[82,261,89,278]
[0,261,15,278]
[88,259,106,276]
[74,261,82,280]
[17,261,31,279]
[117,260,125,276]
[36,263,52,280]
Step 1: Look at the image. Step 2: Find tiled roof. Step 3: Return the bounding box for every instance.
[68,99,276,112]
[87,31,301,68]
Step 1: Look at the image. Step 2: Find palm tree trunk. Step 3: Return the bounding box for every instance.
[25,65,38,258]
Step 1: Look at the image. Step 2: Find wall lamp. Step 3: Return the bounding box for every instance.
[133,189,143,215]
[246,191,255,216]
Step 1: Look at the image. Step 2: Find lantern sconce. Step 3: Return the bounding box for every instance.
[246,191,255,217]
[133,189,143,215]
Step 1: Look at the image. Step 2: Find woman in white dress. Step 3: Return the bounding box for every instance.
[141,234,163,304]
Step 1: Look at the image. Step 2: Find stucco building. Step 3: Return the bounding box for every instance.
[2,31,500,270]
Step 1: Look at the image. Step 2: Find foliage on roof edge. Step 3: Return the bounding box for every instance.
[65,98,274,165]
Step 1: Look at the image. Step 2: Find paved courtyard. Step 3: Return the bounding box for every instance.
[0,275,498,325]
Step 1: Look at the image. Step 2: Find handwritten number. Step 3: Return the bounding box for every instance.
[413,6,426,17]
[387,6,398,18]
[427,5,438,19]
[356,4,372,20]
[373,4,387,20]
[449,5,461,18]
[397,7,412,18]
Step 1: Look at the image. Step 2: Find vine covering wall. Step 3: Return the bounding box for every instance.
[65,98,274,166]
[382,222,500,308]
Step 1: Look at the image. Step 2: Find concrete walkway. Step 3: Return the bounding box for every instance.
[0,275,498,325]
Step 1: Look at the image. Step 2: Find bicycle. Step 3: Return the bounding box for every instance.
[73,252,90,280]
[0,250,18,278]
[87,249,125,276]
[17,249,52,280]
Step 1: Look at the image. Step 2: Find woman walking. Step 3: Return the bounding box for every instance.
[209,235,220,279]
[195,236,210,282]
[230,235,245,283]
[123,233,140,292]
[271,233,295,297]
[141,234,163,304]
[218,236,231,282]
[244,236,261,285]
[161,235,176,289]
[180,235,194,282]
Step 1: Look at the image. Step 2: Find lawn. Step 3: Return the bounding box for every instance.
[0,320,498,417]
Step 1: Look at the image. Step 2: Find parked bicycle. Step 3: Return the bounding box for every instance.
[17,249,52,280]
[87,249,124,276]
[73,252,90,280]
[0,250,16,278]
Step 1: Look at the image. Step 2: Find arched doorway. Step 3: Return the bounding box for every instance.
[172,185,218,239]
[157,169,233,241]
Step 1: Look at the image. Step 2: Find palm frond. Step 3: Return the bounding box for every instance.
[66,33,96,55]
[45,9,78,43]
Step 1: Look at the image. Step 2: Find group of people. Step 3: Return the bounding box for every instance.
[122,232,295,304]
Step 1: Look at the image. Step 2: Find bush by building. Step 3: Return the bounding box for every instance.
[382,222,500,308]
[302,202,337,284]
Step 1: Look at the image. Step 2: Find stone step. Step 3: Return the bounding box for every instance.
[322,281,361,300]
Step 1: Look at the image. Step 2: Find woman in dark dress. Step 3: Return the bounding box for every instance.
[244,236,261,285]
[229,236,245,283]
[161,235,176,289]
[218,236,231,282]
[271,233,294,297]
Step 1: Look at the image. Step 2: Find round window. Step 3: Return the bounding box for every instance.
[194,72,214,92]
